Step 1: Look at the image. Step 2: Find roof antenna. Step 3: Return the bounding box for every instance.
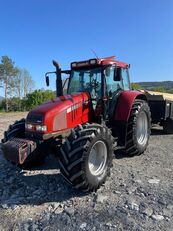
[91,49,99,59]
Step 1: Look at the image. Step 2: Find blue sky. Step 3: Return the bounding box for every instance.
[0,0,173,91]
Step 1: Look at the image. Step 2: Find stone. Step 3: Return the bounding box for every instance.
[142,207,153,217]
[127,200,139,211]
[158,198,167,206]
[23,223,30,231]
[113,190,121,194]
[80,222,87,229]
[65,207,75,216]
[151,214,164,221]
[96,194,108,203]
[1,203,8,209]
[163,208,172,218]
[148,179,160,184]
[126,186,137,195]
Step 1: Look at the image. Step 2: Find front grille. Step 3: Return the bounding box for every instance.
[26,114,43,123]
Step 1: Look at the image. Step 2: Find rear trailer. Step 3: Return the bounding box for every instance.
[146,92,173,134]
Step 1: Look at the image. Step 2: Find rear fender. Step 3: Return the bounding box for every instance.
[113,91,147,147]
[114,90,147,122]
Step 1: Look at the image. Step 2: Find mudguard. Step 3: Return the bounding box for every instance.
[114,90,147,122]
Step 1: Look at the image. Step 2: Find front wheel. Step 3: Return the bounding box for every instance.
[125,99,151,156]
[59,123,114,192]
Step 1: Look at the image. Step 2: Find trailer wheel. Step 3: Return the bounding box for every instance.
[163,118,173,134]
[125,100,151,156]
[1,119,45,168]
[59,123,114,192]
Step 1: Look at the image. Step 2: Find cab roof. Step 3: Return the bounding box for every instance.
[71,56,129,69]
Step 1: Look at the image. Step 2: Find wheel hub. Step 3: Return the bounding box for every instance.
[136,111,148,145]
[88,140,107,176]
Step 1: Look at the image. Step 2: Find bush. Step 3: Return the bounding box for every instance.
[24,90,56,110]
[0,90,56,112]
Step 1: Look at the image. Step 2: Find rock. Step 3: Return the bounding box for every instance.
[136,187,147,196]
[142,207,153,217]
[151,214,164,221]
[126,186,137,195]
[105,222,117,229]
[23,223,30,231]
[113,190,121,194]
[11,204,18,210]
[158,198,167,206]
[96,194,108,203]
[1,203,8,209]
[135,179,142,184]
[45,212,51,220]
[53,202,64,214]
[80,222,87,229]
[148,179,160,184]
[163,208,172,218]
[60,213,71,225]
[119,183,126,187]
[126,200,139,211]
[31,223,39,231]
[65,207,75,216]
[105,222,112,228]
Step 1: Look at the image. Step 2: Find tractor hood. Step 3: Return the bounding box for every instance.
[26,92,91,135]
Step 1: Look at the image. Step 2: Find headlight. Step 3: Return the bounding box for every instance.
[25,123,33,130]
[35,125,47,132]
[89,59,97,65]
[71,62,77,68]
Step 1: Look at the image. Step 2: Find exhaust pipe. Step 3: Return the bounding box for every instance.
[53,60,63,97]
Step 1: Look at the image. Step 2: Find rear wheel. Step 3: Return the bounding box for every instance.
[1,119,45,168]
[59,123,114,191]
[163,118,173,134]
[125,100,151,156]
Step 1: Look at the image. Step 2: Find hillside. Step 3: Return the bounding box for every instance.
[137,81,173,90]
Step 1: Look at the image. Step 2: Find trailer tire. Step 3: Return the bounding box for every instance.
[59,123,114,192]
[125,99,151,156]
[163,118,173,134]
[1,119,45,168]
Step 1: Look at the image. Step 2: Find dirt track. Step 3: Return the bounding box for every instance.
[0,112,173,231]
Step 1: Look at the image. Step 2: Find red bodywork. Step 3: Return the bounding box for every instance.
[26,57,146,136]
[114,91,147,121]
[26,92,92,134]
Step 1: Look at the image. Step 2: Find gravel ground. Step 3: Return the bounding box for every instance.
[0,112,173,231]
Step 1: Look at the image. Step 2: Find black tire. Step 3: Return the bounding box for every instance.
[59,123,114,192]
[125,99,151,156]
[1,119,45,168]
[2,118,26,143]
[163,118,173,134]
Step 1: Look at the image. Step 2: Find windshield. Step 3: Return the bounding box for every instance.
[68,67,102,99]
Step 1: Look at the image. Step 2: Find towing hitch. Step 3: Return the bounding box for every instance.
[1,138,37,165]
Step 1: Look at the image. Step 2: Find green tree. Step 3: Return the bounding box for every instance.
[0,56,19,111]
[150,86,166,92]
[24,89,56,110]
[131,83,142,90]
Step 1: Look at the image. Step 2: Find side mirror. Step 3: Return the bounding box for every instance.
[114,68,122,81]
[46,75,50,86]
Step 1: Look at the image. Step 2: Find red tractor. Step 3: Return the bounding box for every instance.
[1,56,151,191]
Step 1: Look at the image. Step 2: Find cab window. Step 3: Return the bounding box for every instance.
[105,66,123,97]
[122,68,130,90]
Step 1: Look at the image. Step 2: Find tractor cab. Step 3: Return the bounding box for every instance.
[68,56,131,96]
[67,57,131,119]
